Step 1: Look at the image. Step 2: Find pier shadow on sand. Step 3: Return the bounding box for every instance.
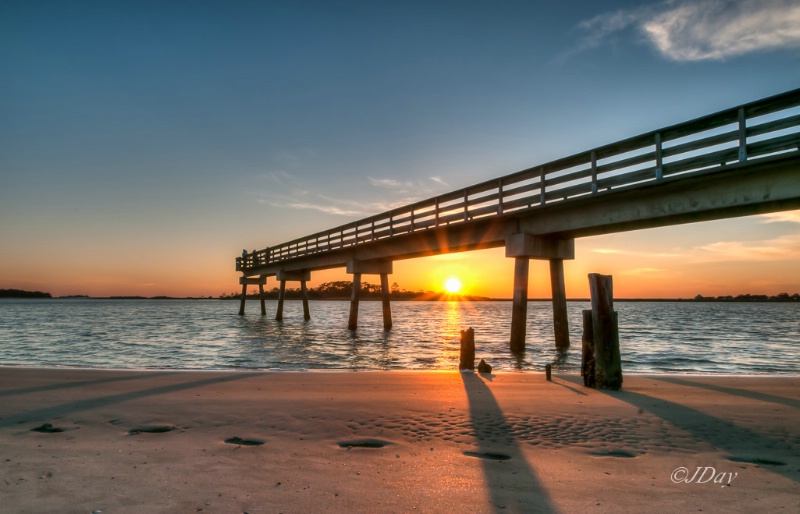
[650,376,800,410]
[0,373,256,429]
[559,375,800,483]
[460,372,556,513]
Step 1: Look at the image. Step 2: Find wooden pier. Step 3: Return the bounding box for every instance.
[236,88,800,352]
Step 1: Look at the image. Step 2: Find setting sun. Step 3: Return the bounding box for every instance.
[444,277,462,294]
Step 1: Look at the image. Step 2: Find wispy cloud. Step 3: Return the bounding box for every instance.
[693,234,800,261]
[620,267,663,276]
[570,0,800,61]
[759,210,800,224]
[592,248,681,258]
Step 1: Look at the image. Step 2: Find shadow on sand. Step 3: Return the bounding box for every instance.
[560,375,800,483]
[460,372,556,513]
[0,373,257,428]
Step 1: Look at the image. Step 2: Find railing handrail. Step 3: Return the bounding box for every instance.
[237,88,800,271]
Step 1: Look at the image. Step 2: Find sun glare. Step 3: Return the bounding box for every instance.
[444,276,462,294]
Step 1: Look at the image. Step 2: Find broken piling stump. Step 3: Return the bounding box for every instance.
[585,273,623,390]
[459,328,475,371]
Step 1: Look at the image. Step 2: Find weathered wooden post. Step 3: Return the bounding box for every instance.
[380,273,393,330]
[348,273,362,330]
[587,273,623,390]
[581,309,596,387]
[459,328,475,371]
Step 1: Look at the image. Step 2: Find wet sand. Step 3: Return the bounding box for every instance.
[1,368,798,513]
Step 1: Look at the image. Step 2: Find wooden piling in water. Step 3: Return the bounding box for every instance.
[587,273,623,390]
[258,283,266,316]
[581,309,596,387]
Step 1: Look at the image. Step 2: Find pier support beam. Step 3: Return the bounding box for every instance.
[346,259,393,330]
[510,257,529,353]
[348,273,362,330]
[237,276,267,316]
[380,273,393,330]
[550,258,570,349]
[506,234,574,352]
[275,270,311,321]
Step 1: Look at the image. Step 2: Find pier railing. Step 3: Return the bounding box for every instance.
[238,88,800,271]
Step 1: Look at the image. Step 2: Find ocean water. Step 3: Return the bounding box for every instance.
[0,299,798,374]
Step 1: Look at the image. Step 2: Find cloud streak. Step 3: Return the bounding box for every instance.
[572,0,800,61]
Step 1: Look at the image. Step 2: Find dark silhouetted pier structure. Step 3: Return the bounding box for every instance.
[236,89,800,352]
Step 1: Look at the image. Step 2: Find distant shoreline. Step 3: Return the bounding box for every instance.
[3,294,800,303]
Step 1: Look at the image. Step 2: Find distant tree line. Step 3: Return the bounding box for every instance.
[693,293,800,302]
[0,289,52,298]
[219,281,490,301]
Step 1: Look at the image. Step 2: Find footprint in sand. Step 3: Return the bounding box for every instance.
[128,425,176,434]
[588,450,638,458]
[463,451,511,461]
[728,456,786,466]
[338,439,391,449]
[224,436,266,446]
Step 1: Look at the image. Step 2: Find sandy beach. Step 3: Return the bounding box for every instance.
[0,368,797,513]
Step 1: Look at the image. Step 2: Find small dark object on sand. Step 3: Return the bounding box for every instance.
[31,423,66,433]
[477,359,492,374]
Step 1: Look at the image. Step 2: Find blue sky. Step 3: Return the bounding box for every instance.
[2,0,799,297]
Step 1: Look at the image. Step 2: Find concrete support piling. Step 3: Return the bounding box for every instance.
[276,280,286,321]
[346,259,393,331]
[348,273,362,330]
[549,258,570,349]
[274,270,312,321]
[510,257,530,354]
[300,280,310,321]
[238,283,247,316]
[238,276,267,316]
[506,234,575,353]
[380,273,392,330]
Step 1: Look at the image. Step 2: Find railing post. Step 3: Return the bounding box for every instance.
[463,189,469,221]
[590,151,598,193]
[655,132,663,180]
[539,167,546,206]
[389,213,394,237]
[435,198,440,226]
[498,179,504,215]
[738,107,747,162]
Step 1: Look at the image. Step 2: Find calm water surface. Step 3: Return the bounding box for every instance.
[0,299,798,374]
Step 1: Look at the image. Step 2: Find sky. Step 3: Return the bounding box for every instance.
[1,0,799,299]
